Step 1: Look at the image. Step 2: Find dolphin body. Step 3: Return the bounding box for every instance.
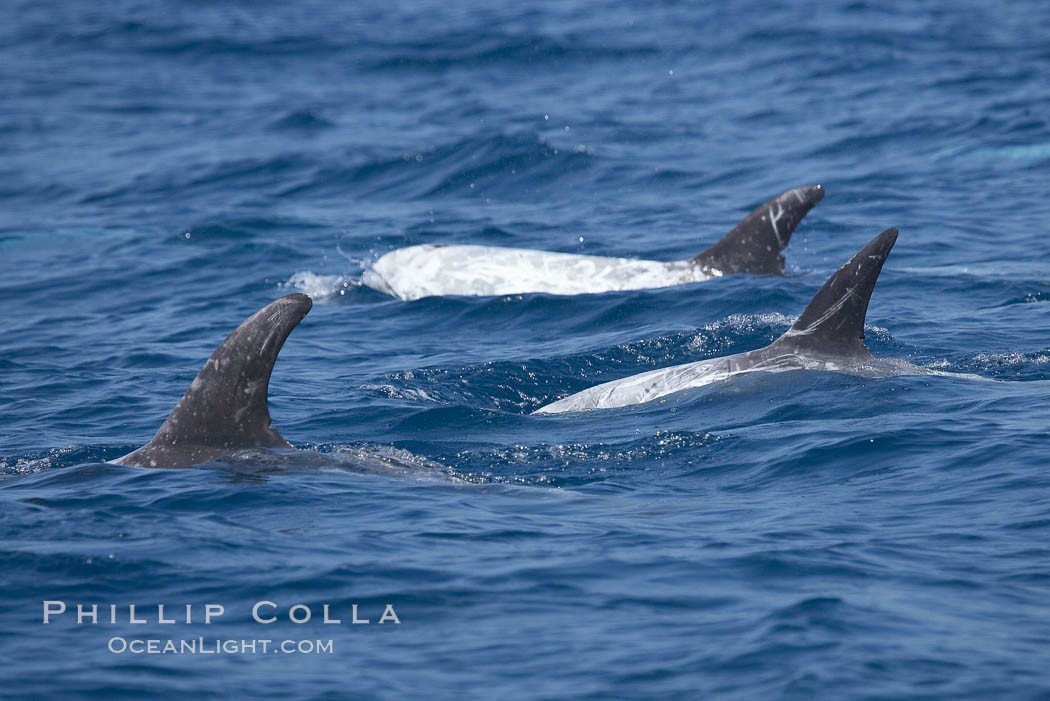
[113,294,312,469]
[534,228,943,414]
[363,185,825,300]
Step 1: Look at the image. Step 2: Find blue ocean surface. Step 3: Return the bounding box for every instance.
[2,0,1050,697]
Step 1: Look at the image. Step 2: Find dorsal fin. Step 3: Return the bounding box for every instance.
[773,228,898,357]
[691,185,824,275]
[115,294,312,468]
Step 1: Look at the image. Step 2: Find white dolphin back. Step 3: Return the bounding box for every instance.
[534,351,818,414]
[364,244,710,301]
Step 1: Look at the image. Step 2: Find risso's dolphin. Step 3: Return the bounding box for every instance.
[362,185,825,300]
[534,228,969,414]
[113,294,312,468]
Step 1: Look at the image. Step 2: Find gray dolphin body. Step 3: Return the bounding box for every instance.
[363,185,825,300]
[113,294,312,468]
[535,228,919,414]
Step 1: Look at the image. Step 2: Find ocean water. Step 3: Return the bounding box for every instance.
[3,0,1050,697]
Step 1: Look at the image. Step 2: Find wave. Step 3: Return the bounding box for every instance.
[276,132,595,202]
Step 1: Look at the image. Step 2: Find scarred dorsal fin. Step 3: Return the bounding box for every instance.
[114,294,312,468]
[773,228,898,357]
[692,185,824,275]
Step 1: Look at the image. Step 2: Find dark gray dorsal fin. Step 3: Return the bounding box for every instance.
[115,294,312,468]
[773,228,898,357]
[691,184,824,275]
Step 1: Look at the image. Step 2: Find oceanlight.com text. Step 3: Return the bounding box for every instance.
[107,637,335,655]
